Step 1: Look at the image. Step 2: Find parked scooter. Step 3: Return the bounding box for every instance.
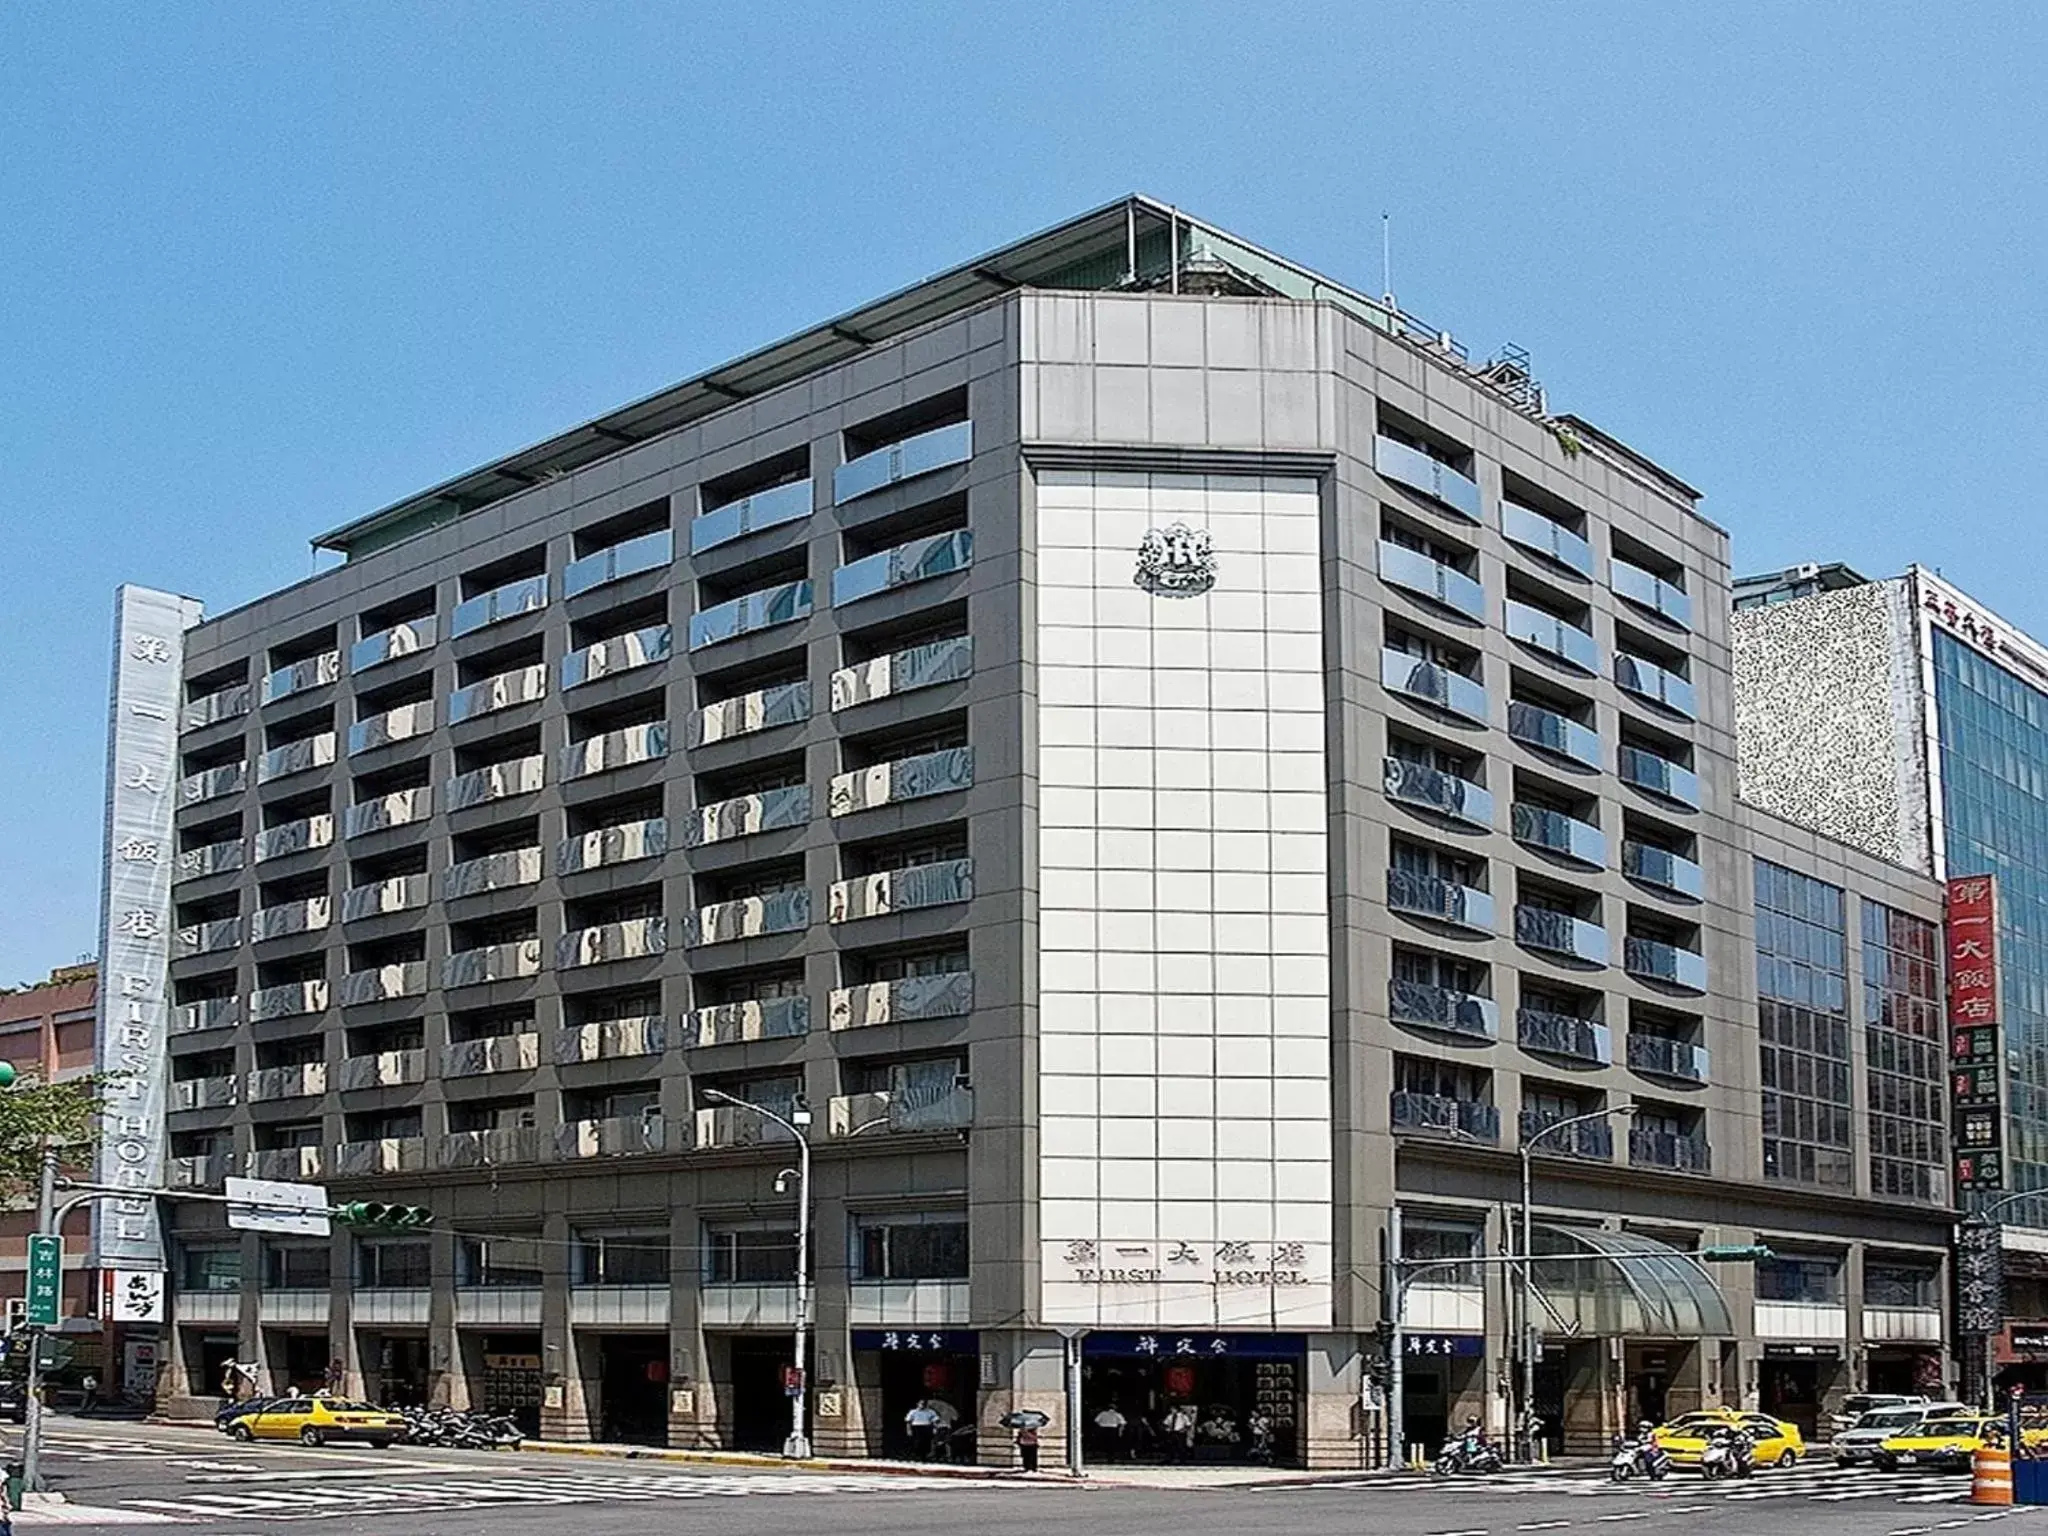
[1610,1426,1672,1482]
[1434,1428,1505,1476]
[1699,1425,1756,1480]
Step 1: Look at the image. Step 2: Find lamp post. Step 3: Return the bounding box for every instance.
[703,1088,813,1459]
[1518,1103,1637,1463]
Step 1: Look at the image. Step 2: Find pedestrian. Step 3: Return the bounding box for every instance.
[1092,1403,1128,1460]
[78,1374,98,1415]
[1163,1401,1196,1462]
[927,1395,960,1462]
[905,1399,940,1461]
[1016,1422,1040,1472]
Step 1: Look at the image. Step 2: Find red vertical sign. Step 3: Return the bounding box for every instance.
[1946,875,2004,1191]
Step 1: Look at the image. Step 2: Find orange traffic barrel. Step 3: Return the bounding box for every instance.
[1974,1446,2014,1506]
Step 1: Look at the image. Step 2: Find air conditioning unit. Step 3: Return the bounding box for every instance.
[1792,562,1820,581]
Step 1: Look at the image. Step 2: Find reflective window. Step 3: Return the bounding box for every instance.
[1754,859,1852,1189]
[1862,901,1946,1203]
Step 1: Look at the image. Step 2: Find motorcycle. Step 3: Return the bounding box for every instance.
[1609,1434,1672,1482]
[1700,1430,1755,1481]
[1433,1433,1505,1476]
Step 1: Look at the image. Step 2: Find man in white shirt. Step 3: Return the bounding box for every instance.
[905,1400,941,1461]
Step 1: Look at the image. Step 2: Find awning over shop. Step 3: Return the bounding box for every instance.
[1529,1225,1734,1339]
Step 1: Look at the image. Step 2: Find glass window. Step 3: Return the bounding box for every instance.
[575,1232,671,1286]
[181,1245,241,1292]
[1756,1255,1844,1304]
[262,1244,330,1290]
[704,1227,798,1284]
[456,1237,542,1288]
[358,1240,431,1289]
[1753,860,1852,1189]
[1399,1218,1483,1286]
[855,1217,968,1280]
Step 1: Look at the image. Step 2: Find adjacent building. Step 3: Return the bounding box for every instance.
[122,196,1954,1465]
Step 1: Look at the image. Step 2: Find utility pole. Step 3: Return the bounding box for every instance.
[22,1142,58,1495]
[1387,1205,1404,1470]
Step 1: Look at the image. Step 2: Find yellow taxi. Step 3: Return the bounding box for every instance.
[225,1395,404,1448]
[1873,1414,2023,1471]
[1652,1408,1806,1468]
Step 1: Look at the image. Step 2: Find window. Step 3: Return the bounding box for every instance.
[575,1232,671,1287]
[1865,1263,1939,1310]
[358,1240,431,1289]
[1756,1255,1844,1305]
[1399,1218,1482,1286]
[456,1237,543,1288]
[181,1245,241,1293]
[1862,902,1946,1203]
[263,1244,330,1290]
[856,1216,968,1281]
[704,1227,799,1285]
[1754,860,1852,1189]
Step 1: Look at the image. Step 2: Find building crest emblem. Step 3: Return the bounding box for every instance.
[1133,522,1216,598]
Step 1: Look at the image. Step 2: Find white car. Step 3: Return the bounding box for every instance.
[1829,1394,1930,1438]
[1833,1402,1969,1465]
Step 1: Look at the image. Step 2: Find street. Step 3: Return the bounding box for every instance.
[0,1419,2033,1536]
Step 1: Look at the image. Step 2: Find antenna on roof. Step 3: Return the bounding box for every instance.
[1381,212,1394,310]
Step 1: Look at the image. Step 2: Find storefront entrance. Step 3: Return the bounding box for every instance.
[468,1334,544,1439]
[1761,1349,1842,1439]
[597,1335,669,1446]
[360,1332,429,1405]
[728,1335,800,1453]
[853,1331,979,1461]
[1080,1332,1303,1466]
[1401,1334,1485,1456]
[266,1330,329,1394]
[185,1331,241,1403]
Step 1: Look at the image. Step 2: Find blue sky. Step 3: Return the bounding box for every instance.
[3,2,2044,984]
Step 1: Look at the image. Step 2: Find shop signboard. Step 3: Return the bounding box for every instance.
[851,1330,978,1354]
[1947,875,2005,1191]
[1081,1332,1306,1360]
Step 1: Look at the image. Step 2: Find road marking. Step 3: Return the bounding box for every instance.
[1595,1514,1650,1522]
[1516,1522,1573,1530]
[1889,1527,1936,1535]
[1939,1521,1978,1529]
[1427,1529,1490,1535]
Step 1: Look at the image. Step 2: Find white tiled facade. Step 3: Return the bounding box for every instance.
[1034,469,1334,1330]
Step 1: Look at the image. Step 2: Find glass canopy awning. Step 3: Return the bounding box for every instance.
[1528,1225,1735,1339]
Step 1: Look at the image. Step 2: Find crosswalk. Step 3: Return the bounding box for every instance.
[1300,1461,1983,1506]
[120,1469,1020,1524]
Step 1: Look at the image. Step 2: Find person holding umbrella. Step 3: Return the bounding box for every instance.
[1000,1407,1051,1472]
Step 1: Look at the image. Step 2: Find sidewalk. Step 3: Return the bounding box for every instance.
[8,1492,180,1526]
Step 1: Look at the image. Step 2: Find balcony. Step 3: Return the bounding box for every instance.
[1390,1092,1500,1142]
[558,817,667,874]
[175,838,244,882]
[171,1075,239,1111]
[181,762,248,805]
[689,785,811,847]
[1504,600,1599,674]
[1615,653,1696,719]
[350,617,438,675]
[336,1049,428,1092]
[686,888,811,946]
[829,858,973,924]
[250,1146,325,1179]
[448,664,547,725]
[184,684,252,731]
[689,580,813,651]
[828,1083,974,1136]
[692,477,813,555]
[1378,541,1485,619]
[1611,558,1692,628]
[1500,501,1594,577]
[442,1032,542,1078]
[450,574,547,639]
[1389,979,1498,1040]
[447,754,546,810]
[1386,868,1494,932]
[689,996,810,1048]
[1516,1008,1612,1065]
[348,700,434,755]
[834,420,973,504]
[254,814,334,863]
[832,636,973,711]
[1629,1127,1711,1173]
[695,1104,797,1149]
[556,917,666,969]
[248,1062,328,1102]
[689,680,811,748]
[1617,745,1700,809]
[1623,842,1705,900]
[173,996,239,1034]
[830,971,973,1031]
[176,916,243,957]
[562,624,671,690]
[1626,1033,1710,1084]
[564,528,672,598]
[332,1136,428,1175]
[557,1115,674,1159]
[1519,1111,1614,1161]
[559,724,666,782]
[249,979,328,1020]
[442,847,543,901]
[829,747,973,816]
[339,874,430,924]
[343,786,432,838]
[337,961,428,1007]
[441,938,544,989]
[1382,650,1487,724]
[1510,803,1605,867]
[1383,757,1492,829]
[170,1152,233,1188]
[1514,906,1609,965]
[438,1127,545,1168]
[1623,936,1708,992]
[251,897,332,943]
[1375,435,1482,520]
[831,529,974,608]
[554,1015,666,1064]
[262,651,340,705]
[258,732,338,784]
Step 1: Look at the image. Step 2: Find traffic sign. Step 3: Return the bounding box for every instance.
[224,1177,331,1237]
[25,1235,61,1326]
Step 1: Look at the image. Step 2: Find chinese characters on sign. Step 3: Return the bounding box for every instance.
[1054,1239,1314,1288]
[1946,875,2005,1192]
[92,585,203,1271]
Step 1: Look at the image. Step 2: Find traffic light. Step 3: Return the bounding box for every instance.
[335,1202,432,1229]
[1698,1244,1775,1263]
[0,1062,16,1089]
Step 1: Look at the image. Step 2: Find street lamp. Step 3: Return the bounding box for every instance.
[1517,1103,1638,1463]
[702,1087,814,1459]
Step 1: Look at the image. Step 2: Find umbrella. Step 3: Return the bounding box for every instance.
[1000,1409,1052,1430]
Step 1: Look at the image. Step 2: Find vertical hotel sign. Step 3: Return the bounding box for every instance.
[93,585,203,1269]
[1946,874,2004,1191]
